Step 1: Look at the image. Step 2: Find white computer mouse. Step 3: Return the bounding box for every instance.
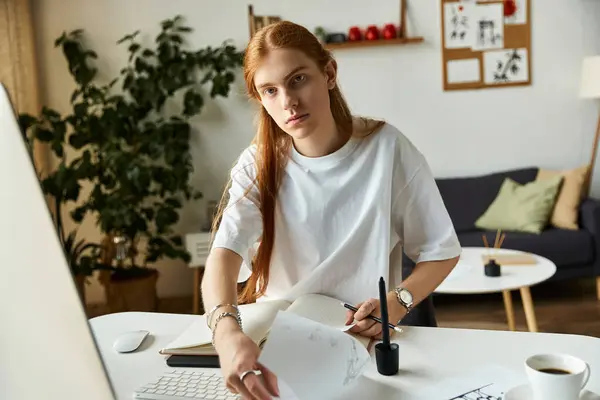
[113,330,150,353]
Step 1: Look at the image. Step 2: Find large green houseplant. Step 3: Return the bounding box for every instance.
[22,15,243,311]
[19,109,100,303]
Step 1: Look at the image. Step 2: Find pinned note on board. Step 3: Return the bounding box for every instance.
[440,0,532,91]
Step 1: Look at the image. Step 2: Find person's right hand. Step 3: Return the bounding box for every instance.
[215,328,280,400]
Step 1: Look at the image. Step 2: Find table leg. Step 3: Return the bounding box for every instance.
[502,290,516,331]
[596,276,600,301]
[193,269,203,315]
[520,286,538,332]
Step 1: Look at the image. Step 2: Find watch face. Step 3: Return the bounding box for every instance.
[400,289,413,304]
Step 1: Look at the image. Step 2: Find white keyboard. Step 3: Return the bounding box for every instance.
[133,369,240,400]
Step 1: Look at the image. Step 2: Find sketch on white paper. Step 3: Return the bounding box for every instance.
[447,59,480,84]
[505,0,527,25]
[258,311,371,400]
[343,337,366,385]
[443,2,476,49]
[452,384,504,400]
[472,3,504,51]
[483,48,528,84]
[413,364,526,399]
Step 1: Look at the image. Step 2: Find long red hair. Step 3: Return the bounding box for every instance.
[211,21,383,303]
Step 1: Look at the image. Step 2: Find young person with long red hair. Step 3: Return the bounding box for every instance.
[201,21,461,400]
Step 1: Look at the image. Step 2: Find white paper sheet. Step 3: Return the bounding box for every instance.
[447,59,481,84]
[444,2,476,49]
[413,364,527,399]
[258,310,371,400]
[160,317,211,350]
[273,378,300,400]
[505,0,527,25]
[483,48,528,84]
[472,3,504,51]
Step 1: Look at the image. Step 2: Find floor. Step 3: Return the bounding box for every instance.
[86,277,600,337]
[434,278,600,337]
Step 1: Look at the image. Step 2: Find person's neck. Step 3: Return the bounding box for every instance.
[293,117,348,158]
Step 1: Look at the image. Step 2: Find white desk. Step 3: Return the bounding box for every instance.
[90,312,600,399]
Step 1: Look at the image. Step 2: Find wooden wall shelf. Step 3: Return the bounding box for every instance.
[247,1,424,51]
[325,36,424,50]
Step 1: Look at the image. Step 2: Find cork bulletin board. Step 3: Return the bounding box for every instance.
[440,0,532,91]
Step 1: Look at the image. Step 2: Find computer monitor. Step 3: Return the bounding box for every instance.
[0,83,116,399]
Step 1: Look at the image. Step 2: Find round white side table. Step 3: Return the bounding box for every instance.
[435,247,557,332]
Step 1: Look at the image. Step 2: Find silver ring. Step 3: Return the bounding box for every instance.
[239,369,261,382]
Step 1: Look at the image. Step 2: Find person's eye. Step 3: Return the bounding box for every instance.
[292,74,306,85]
[263,87,277,96]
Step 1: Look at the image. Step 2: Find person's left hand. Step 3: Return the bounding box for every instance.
[344,292,406,339]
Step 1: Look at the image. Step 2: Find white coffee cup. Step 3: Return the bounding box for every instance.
[525,353,591,400]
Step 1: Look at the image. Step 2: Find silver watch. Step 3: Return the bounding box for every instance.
[393,287,414,315]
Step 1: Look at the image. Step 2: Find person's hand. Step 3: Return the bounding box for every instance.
[214,322,280,400]
[344,292,406,339]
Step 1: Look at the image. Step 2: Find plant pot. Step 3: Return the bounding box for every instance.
[104,268,159,313]
[74,274,86,304]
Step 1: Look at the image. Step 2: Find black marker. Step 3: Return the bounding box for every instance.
[374,276,399,376]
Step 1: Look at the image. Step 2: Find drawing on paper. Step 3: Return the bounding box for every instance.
[450,5,469,41]
[414,364,525,399]
[443,2,475,49]
[329,336,338,348]
[308,327,323,342]
[450,383,504,400]
[477,20,501,46]
[483,48,528,84]
[343,337,369,386]
[472,3,504,51]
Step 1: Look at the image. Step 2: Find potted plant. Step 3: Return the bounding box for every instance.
[48,16,244,312]
[19,107,100,303]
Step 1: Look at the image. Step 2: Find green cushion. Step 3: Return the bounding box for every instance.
[475,176,563,234]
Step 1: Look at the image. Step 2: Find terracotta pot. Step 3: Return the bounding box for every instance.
[104,268,159,313]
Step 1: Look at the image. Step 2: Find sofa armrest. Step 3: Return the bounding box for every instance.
[579,198,600,236]
[579,199,600,278]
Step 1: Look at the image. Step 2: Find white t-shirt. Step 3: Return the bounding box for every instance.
[211,123,461,305]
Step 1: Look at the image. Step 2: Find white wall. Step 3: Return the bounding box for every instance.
[31,0,600,303]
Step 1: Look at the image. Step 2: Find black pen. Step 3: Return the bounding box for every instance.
[341,302,403,333]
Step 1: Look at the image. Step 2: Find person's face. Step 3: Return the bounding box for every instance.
[253,48,336,141]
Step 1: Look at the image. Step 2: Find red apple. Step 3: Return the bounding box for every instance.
[365,25,379,41]
[382,24,397,39]
[348,26,362,41]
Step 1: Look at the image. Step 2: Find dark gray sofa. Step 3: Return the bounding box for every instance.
[435,167,600,284]
[401,166,600,327]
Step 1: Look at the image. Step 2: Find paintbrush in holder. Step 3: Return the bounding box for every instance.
[482,230,505,277]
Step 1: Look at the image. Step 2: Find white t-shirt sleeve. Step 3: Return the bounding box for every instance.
[211,146,262,271]
[392,135,462,264]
